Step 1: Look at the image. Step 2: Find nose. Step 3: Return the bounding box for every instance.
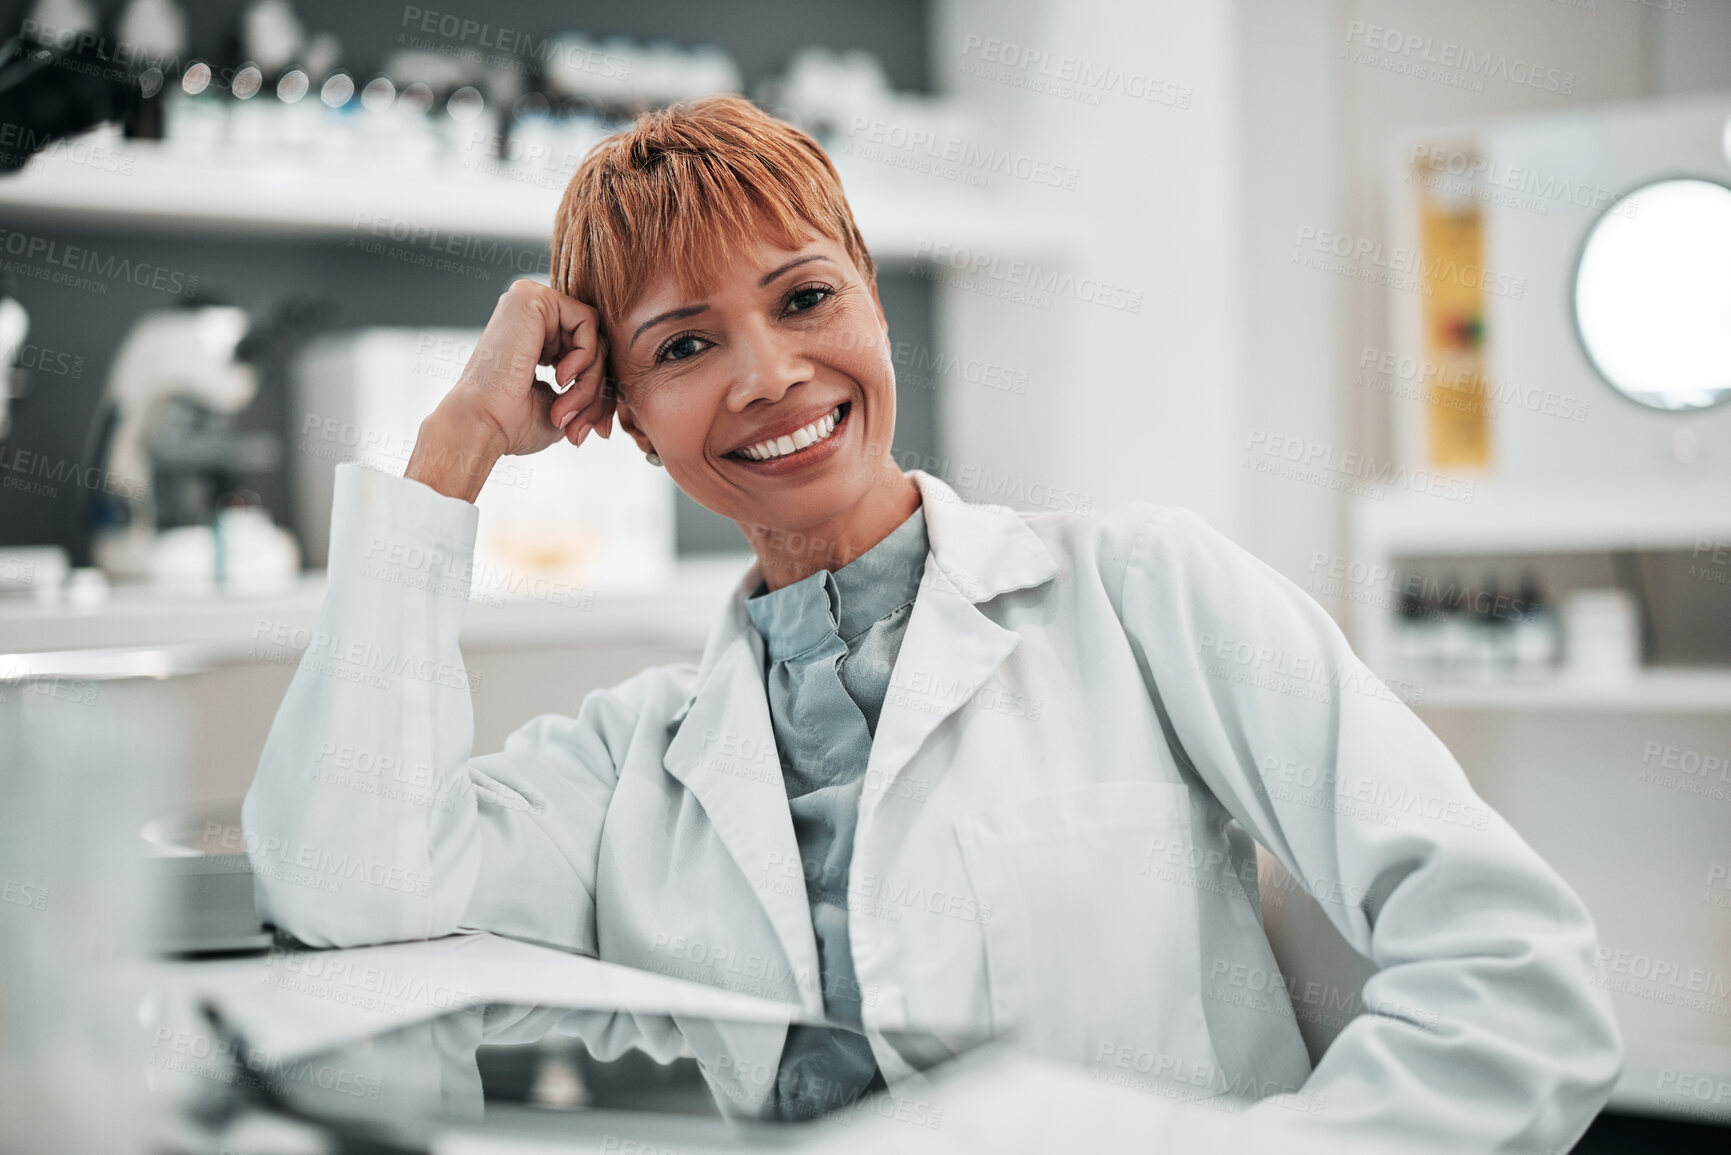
[723,315,814,412]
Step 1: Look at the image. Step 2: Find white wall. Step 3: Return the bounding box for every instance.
[934,0,1249,538]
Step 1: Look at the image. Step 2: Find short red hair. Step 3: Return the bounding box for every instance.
[549,96,876,337]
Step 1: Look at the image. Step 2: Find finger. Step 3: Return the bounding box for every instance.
[541,288,601,372]
[551,344,590,391]
[568,341,611,419]
[548,380,584,430]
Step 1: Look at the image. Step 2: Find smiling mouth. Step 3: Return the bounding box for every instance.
[725,402,849,462]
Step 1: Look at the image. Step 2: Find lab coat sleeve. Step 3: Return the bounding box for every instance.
[241,463,638,952]
[1110,505,1622,1151]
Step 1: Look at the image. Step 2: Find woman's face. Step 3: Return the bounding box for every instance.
[607,228,899,538]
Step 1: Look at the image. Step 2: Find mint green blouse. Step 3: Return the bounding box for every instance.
[743,501,928,1120]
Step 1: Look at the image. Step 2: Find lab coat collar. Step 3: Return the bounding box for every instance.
[677,468,1058,707]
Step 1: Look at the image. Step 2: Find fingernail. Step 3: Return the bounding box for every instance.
[557,410,576,429]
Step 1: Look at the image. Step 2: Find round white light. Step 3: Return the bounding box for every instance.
[361,76,396,112]
[320,72,354,108]
[1574,178,1731,411]
[276,69,309,103]
[231,64,263,100]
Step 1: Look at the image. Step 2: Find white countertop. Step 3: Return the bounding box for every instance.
[0,554,753,662]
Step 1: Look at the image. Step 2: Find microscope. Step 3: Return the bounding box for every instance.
[89,306,299,592]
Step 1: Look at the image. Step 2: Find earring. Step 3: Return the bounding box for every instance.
[645,450,662,466]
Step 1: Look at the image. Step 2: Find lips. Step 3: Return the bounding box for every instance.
[724,401,850,461]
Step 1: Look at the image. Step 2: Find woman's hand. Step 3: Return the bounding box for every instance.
[405,279,614,502]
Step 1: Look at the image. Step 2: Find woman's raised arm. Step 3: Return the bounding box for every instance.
[239,279,632,950]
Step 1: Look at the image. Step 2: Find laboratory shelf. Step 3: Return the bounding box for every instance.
[0,140,1077,263]
[1354,483,1731,558]
[1405,668,1731,713]
[0,552,752,664]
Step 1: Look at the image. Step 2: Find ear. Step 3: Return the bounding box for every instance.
[612,392,656,457]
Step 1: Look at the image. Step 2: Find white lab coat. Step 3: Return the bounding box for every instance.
[243,462,1622,1150]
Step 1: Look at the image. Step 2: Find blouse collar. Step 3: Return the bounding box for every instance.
[744,504,928,662]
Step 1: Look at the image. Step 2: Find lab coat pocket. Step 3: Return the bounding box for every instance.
[953,779,1224,1092]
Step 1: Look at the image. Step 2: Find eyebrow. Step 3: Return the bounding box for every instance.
[631,304,707,348]
[758,254,833,287]
[629,255,838,349]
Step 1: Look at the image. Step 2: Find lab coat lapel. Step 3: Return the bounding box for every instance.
[662,567,826,1017]
[864,471,1060,797]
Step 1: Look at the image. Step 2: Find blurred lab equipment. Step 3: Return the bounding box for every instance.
[764,45,988,189]
[1391,570,1562,683]
[1560,588,1642,683]
[292,328,675,597]
[89,306,299,593]
[0,16,140,171]
[0,288,26,440]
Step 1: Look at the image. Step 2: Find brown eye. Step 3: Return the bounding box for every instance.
[656,332,710,364]
[784,284,834,314]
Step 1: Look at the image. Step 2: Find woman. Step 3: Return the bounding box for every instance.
[243,96,1620,1147]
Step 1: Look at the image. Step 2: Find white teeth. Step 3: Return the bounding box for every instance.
[737,406,843,461]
